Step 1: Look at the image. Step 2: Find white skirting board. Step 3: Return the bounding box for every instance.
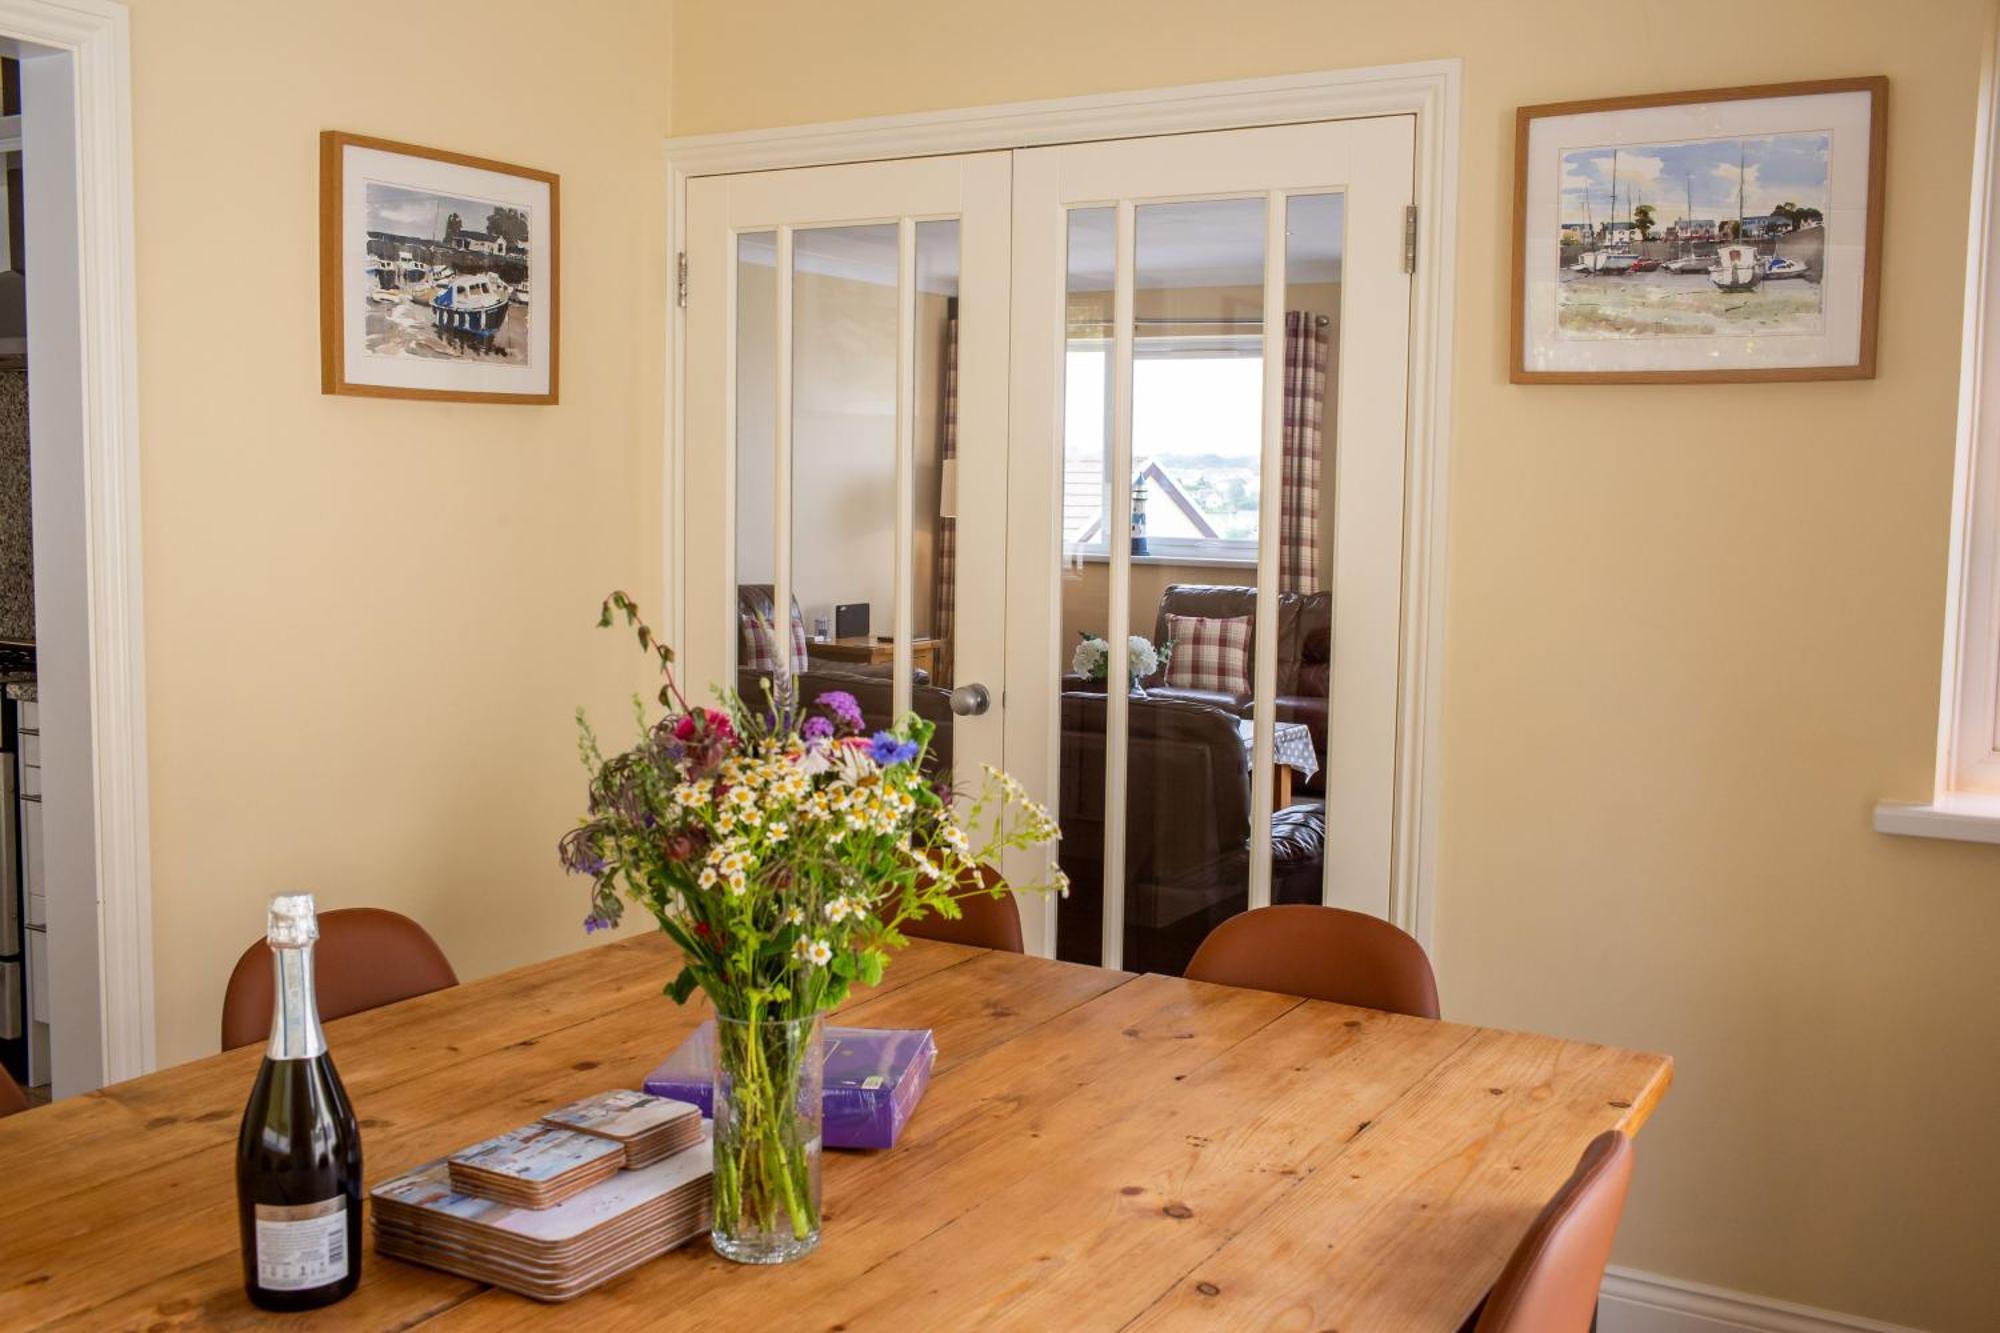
[1599,1268,1926,1333]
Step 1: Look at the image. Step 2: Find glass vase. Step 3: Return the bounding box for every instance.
[710,1011,823,1264]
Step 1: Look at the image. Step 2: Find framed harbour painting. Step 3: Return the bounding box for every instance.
[319,132,558,403]
[1512,78,1885,383]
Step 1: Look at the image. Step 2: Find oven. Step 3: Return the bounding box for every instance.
[1,692,24,1080]
[0,638,34,1084]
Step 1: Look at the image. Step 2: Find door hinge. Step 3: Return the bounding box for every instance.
[676,251,688,308]
[1402,205,1419,275]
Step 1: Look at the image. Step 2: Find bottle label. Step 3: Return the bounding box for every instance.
[253,1198,348,1290]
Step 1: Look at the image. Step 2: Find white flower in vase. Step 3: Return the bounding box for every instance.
[1126,635,1160,681]
[1073,631,1168,689]
[1072,635,1111,679]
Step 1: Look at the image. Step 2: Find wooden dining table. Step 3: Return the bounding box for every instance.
[0,934,1671,1330]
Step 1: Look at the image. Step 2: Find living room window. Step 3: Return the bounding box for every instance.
[1063,335,1263,563]
[1877,46,2000,839]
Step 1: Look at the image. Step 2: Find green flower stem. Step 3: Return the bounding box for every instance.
[717,1006,817,1246]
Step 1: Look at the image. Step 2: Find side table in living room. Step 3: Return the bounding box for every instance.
[811,636,937,680]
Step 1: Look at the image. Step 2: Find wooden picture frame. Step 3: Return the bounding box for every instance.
[319,131,559,404]
[1511,77,1885,384]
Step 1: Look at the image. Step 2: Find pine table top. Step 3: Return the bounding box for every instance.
[0,933,1670,1330]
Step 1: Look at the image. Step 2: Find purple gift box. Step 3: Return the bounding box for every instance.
[642,1021,935,1151]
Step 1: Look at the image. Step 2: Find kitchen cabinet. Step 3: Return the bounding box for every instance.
[15,696,46,1085]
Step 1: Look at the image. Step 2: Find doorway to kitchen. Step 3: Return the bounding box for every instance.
[0,0,150,1101]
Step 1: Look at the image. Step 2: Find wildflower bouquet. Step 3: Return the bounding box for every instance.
[560,593,1062,1263]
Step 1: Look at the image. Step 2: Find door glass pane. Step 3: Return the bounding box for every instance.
[1276,193,1342,905]
[735,230,778,685]
[1056,206,1113,965]
[913,219,960,778]
[1123,196,1265,975]
[788,224,903,736]
[733,222,960,781]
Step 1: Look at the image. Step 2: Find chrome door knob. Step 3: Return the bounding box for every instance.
[949,683,991,717]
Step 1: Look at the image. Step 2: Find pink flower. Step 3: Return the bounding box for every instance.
[672,708,737,744]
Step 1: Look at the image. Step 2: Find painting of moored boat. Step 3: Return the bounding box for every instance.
[322,131,557,403]
[362,181,531,363]
[1557,131,1830,339]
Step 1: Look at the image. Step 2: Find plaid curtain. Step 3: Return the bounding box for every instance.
[1280,311,1331,594]
[930,315,959,685]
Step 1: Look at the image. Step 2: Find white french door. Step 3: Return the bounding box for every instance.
[682,153,1014,791]
[679,117,1415,971]
[1005,119,1414,968]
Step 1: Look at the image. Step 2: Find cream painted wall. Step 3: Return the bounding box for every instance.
[672,2,2000,1328]
[126,0,673,1066]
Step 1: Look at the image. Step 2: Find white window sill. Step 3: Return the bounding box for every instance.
[1075,553,1256,569]
[1874,793,2000,844]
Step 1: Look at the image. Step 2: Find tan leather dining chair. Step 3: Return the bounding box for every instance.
[0,1064,29,1117]
[221,907,460,1050]
[899,864,1025,953]
[1471,1130,1634,1333]
[1184,904,1441,1019]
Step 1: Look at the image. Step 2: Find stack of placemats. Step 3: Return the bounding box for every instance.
[373,1091,711,1301]
[446,1123,627,1208]
[539,1088,705,1169]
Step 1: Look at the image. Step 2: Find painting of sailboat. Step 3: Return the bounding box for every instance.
[1514,79,1883,382]
[1553,131,1828,339]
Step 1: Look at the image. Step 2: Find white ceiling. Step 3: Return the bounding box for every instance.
[738,223,962,295]
[1066,194,1344,291]
[735,193,1344,295]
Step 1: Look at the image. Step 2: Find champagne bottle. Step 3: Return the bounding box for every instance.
[235,894,362,1311]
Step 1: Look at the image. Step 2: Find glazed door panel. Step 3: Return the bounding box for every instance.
[1007,118,1415,967]
[683,154,1013,802]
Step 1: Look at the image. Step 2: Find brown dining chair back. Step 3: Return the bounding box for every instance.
[0,1064,29,1117]
[898,863,1025,953]
[221,907,460,1050]
[1472,1130,1634,1333]
[1184,904,1441,1019]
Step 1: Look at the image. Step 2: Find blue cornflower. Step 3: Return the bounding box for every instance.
[869,730,920,767]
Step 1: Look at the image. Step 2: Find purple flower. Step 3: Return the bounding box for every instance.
[869,730,921,767]
[802,715,834,743]
[817,690,865,733]
[584,914,609,934]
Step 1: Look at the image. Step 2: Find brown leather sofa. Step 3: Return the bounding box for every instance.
[736,585,952,774]
[1142,584,1333,796]
[1071,584,1333,796]
[1055,691,1326,975]
[737,665,960,780]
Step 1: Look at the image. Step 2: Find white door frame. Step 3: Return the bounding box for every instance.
[2,0,151,1085]
[664,59,1461,952]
